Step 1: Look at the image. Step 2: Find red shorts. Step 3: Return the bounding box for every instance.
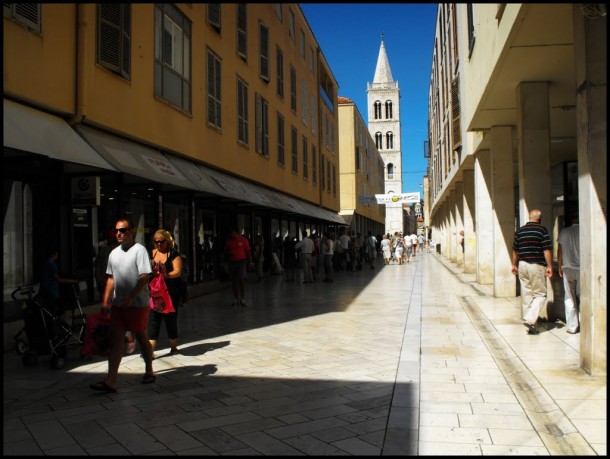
[110,306,149,333]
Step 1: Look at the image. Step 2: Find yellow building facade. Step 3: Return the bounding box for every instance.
[337,97,385,236]
[3,4,344,308]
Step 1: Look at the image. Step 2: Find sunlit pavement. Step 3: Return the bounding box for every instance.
[4,253,606,455]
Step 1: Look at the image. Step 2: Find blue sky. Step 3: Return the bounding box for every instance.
[300,3,438,195]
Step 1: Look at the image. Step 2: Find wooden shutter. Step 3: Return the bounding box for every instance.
[451,76,461,148]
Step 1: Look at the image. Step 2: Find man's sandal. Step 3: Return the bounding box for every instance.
[89,381,117,393]
[142,374,156,384]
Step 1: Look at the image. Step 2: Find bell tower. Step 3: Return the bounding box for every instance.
[367,35,403,234]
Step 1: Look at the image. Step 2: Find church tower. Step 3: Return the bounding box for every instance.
[367,36,403,234]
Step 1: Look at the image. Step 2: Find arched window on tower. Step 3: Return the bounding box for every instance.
[375,132,383,150]
[385,100,393,119]
[387,163,394,180]
[386,132,393,150]
[374,101,382,119]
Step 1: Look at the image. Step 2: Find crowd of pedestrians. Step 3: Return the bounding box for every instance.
[276,228,431,284]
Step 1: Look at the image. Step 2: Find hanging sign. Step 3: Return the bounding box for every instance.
[358,192,420,205]
[71,176,100,206]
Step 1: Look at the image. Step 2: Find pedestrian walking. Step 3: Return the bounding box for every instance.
[90,217,154,393]
[322,232,334,282]
[366,231,377,269]
[558,215,580,334]
[381,234,392,265]
[295,233,315,283]
[282,235,298,282]
[148,229,183,357]
[511,209,553,335]
[253,234,265,282]
[224,228,254,306]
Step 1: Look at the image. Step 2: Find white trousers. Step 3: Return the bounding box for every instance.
[518,261,547,325]
[562,267,580,332]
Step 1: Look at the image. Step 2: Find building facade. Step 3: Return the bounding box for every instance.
[367,38,404,235]
[3,4,346,310]
[337,97,386,237]
[426,4,606,374]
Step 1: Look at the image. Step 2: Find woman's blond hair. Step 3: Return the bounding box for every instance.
[153,229,175,249]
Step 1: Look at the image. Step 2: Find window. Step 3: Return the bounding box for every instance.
[277,113,285,166]
[259,22,270,81]
[331,123,335,154]
[299,29,305,57]
[321,153,325,189]
[325,114,329,149]
[386,132,393,150]
[96,4,131,79]
[311,95,316,134]
[255,93,269,156]
[374,101,382,119]
[206,48,221,128]
[327,159,331,192]
[236,4,247,60]
[375,132,382,150]
[237,77,248,145]
[290,65,297,112]
[356,146,360,171]
[275,4,282,21]
[385,100,393,119]
[288,8,295,40]
[207,3,220,31]
[467,3,475,58]
[312,146,317,184]
[301,81,308,125]
[387,163,394,180]
[291,126,298,173]
[276,46,284,98]
[332,164,336,195]
[309,47,315,73]
[154,4,192,113]
[302,136,308,180]
[4,3,41,33]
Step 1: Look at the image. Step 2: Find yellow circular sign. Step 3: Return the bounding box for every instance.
[391,195,399,202]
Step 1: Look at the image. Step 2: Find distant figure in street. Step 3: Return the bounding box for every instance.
[512,209,553,335]
[224,228,253,306]
[558,215,580,334]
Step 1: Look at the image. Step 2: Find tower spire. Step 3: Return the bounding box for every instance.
[373,37,394,84]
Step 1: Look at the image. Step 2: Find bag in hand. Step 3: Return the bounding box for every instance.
[149,274,175,313]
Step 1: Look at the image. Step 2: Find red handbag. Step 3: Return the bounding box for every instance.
[149,274,175,313]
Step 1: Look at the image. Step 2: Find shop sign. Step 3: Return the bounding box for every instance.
[71,176,100,206]
[72,208,89,228]
[358,192,421,205]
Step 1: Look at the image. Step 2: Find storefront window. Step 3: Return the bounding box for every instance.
[195,208,217,282]
[123,185,158,248]
[163,193,190,253]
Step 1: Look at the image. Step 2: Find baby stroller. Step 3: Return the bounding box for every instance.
[12,283,87,369]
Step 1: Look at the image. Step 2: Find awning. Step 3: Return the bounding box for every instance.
[3,99,116,171]
[75,125,195,190]
[166,155,345,224]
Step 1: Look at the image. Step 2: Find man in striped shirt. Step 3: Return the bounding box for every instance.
[511,209,553,335]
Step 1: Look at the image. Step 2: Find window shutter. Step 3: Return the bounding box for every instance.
[208,4,220,30]
[451,76,461,148]
[207,53,216,126]
[259,25,269,81]
[255,94,262,154]
[5,3,41,32]
[237,4,247,59]
[98,4,130,79]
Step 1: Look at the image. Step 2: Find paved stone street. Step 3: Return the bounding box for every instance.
[3,252,606,455]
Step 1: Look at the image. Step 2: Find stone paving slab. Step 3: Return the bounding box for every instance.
[3,253,606,455]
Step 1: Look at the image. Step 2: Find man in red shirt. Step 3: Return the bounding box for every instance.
[224,228,254,306]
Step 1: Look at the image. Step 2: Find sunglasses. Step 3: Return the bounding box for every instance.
[115,227,130,234]
[154,240,166,245]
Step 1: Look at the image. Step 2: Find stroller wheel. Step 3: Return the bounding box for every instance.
[15,339,28,355]
[22,352,38,366]
[51,356,65,370]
